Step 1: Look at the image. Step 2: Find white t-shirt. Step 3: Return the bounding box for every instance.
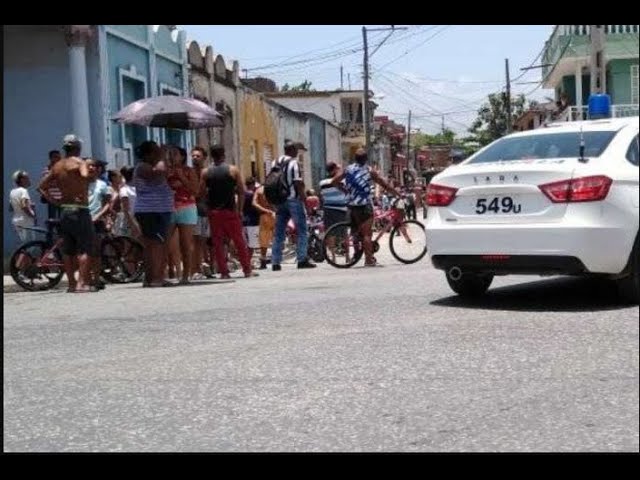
[271,155,302,199]
[10,187,34,226]
[119,184,137,214]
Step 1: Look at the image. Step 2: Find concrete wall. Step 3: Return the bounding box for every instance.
[609,58,639,104]
[325,122,342,166]
[214,80,239,166]
[187,42,240,166]
[275,108,311,187]
[239,88,278,181]
[108,25,148,42]
[270,95,340,124]
[3,28,75,253]
[308,115,326,190]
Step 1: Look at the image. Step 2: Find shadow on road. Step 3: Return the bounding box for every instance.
[430,276,635,313]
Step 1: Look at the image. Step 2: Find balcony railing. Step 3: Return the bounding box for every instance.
[542,25,640,79]
[339,121,365,138]
[555,104,639,122]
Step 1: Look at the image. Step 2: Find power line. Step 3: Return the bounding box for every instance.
[522,34,574,96]
[381,71,489,111]
[375,25,451,71]
[244,25,429,74]
[374,75,474,131]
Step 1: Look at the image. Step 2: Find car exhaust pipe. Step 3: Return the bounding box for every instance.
[448,266,463,281]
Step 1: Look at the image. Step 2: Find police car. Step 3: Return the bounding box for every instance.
[425,108,639,303]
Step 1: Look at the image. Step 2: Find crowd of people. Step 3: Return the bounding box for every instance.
[9,134,426,293]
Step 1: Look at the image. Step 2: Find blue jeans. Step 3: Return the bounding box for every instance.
[272,198,308,265]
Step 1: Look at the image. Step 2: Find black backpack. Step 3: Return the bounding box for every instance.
[264,158,290,206]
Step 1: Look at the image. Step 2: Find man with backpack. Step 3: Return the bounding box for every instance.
[265,140,316,271]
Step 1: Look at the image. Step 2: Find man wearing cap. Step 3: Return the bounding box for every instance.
[270,140,316,270]
[39,134,95,292]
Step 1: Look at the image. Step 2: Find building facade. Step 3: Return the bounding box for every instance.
[541,25,639,122]
[3,24,189,254]
[187,41,241,165]
[265,90,375,163]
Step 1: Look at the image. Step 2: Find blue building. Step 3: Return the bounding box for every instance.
[3,25,189,254]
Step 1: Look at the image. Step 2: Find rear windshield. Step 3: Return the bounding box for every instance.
[468,131,618,164]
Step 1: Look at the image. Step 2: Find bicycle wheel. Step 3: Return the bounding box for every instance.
[101,236,144,283]
[9,240,64,291]
[323,222,363,269]
[389,220,428,264]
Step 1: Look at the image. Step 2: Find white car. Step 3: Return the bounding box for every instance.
[426,117,639,303]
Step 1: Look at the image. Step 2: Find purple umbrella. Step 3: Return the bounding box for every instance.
[112,95,224,129]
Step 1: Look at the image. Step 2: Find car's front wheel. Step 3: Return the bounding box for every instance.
[617,236,639,305]
[446,270,494,298]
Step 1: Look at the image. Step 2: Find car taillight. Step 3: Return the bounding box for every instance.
[427,184,458,206]
[539,175,612,203]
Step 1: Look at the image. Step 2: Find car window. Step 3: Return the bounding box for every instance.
[626,134,639,166]
[468,131,618,164]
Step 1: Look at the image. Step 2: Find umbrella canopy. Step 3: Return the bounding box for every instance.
[112,95,224,129]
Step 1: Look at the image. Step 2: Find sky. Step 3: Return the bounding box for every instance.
[180,25,556,135]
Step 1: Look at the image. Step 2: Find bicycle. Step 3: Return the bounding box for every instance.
[322,198,428,269]
[9,220,144,291]
[282,212,325,263]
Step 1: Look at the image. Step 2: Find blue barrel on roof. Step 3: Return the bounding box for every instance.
[588,93,611,119]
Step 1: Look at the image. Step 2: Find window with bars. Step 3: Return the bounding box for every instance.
[631,65,639,105]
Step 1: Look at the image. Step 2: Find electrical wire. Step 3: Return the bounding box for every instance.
[375,25,451,71]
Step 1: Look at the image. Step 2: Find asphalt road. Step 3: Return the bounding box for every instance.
[3,252,639,452]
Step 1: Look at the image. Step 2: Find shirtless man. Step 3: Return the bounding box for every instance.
[39,135,95,292]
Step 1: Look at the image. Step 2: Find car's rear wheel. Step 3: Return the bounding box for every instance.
[617,236,639,305]
[446,270,494,297]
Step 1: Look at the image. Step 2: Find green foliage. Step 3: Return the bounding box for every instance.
[467,92,527,147]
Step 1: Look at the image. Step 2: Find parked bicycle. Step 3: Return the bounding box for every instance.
[9,219,144,291]
[322,198,428,268]
[282,212,325,263]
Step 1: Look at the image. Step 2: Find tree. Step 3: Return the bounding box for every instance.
[468,92,527,147]
[412,128,457,149]
[280,80,315,93]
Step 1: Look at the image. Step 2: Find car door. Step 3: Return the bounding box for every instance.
[626,134,639,208]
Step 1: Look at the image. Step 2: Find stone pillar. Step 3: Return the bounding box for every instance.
[575,63,583,109]
[65,26,93,156]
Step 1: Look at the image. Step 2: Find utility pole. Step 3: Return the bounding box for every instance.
[505,58,512,134]
[242,69,248,79]
[362,25,408,160]
[406,110,412,171]
[348,73,351,90]
[340,65,344,90]
[362,26,371,157]
[441,115,445,135]
[590,25,606,94]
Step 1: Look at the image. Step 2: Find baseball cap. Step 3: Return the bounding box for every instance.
[294,142,307,151]
[62,134,82,147]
